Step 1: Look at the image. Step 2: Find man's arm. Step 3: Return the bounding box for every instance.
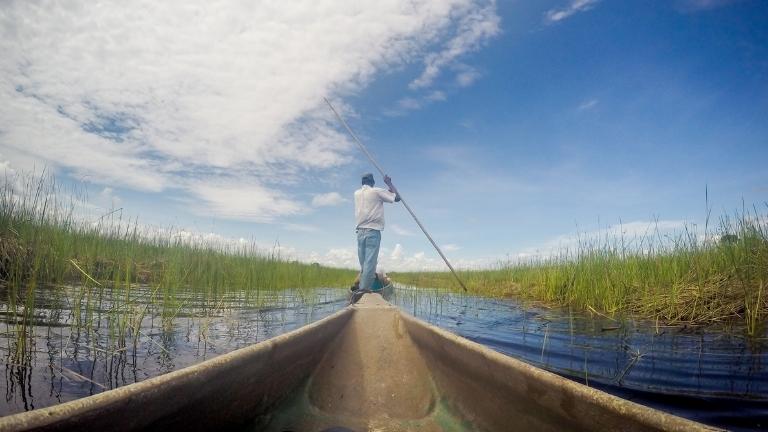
[383,175,401,202]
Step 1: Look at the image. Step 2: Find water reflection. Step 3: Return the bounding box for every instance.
[3,284,768,430]
[390,286,768,430]
[0,284,347,416]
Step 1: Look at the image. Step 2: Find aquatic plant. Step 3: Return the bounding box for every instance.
[0,172,355,294]
[394,206,768,333]
[0,172,354,375]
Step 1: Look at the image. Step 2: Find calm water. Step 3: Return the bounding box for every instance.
[390,287,768,430]
[2,284,767,430]
[0,284,348,416]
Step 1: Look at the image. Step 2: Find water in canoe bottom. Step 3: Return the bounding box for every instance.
[251,372,482,432]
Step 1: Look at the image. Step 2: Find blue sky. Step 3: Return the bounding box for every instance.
[1,0,766,270]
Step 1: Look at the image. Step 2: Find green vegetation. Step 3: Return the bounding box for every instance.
[0,173,354,293]
[394,208,768,334]
[0,172,355,366]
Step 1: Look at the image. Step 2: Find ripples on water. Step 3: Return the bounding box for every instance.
[2,284,768,430]
[0,284,348,416]
[389,286,768,430]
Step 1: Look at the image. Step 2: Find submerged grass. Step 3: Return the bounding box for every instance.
[394,207,768,333]
[0,172,355,371]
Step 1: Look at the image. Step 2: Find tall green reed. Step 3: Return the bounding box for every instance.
[0,171,355,359]
[395,206,768,333]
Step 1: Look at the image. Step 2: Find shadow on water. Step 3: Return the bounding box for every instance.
[0,284,348,416]
[390,286,768,431]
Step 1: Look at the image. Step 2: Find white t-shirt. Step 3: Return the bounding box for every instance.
[354,185,396,230]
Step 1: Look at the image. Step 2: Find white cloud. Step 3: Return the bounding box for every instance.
[455,66,481,87]
[410,3,500,89]
[510,219,693,261]
[390,224,416,236]
[281,223,319,233]
[544,0,600,24]
[426,90,447,102]
[398,97,423,110]
[674,0,742,12]
[443,243,461,252]
[381,243,490,271]
[187,179,304,222]
[0,87,166,191]
[322,247,359,268]
[290,243,437,271]
[312,192,347,207]
[391,243,404,260]
[97,187,122,209]
[0,0,499,222]
[577,99,599,111]
[387,90,449,117]
[0,154,16,178]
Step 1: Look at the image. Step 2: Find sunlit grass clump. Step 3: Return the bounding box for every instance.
[394,208,768,333]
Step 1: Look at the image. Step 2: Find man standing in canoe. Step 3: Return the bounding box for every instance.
[354,173,400,292]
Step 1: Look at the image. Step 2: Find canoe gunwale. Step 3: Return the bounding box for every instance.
[0,306,354,432]
[0,293,721,432]
[399,311,720,432]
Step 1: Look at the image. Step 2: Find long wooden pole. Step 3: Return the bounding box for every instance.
[324,97,468,291]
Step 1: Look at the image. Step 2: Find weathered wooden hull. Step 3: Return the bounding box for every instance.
[349,283,394,304]
[0,294,718,432]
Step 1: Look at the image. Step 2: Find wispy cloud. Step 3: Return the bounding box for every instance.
[299,243,444,271]
[0,154,16,178]
[378,244,489,271]
[443,243,461,252]
[410,3,500,89]
[455,66,482,87]
[674,0,742,13]
[97,187,122,209]
[511,219,693,260]
[426,90,447,102]
[387,90,449,116]
[280,223,319,233]
[390,224,416,236]
[391,243,404,260]
[0,0,499,223]
[187,179,304,222]
[544,0,600,24]
[577,99,599,111]
[311,192,347,207]
[398,98,423,111]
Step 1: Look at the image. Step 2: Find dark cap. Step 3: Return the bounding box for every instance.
[361,173,374,184]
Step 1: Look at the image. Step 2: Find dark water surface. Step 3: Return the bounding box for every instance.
[0,284,348,416]
[2,284,767,430]
[389,287,768,431]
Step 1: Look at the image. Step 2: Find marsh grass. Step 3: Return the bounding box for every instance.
[394,207,768,334]
[0,173,353,292]
[0,172,355,370]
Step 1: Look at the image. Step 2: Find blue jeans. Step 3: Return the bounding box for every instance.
[357,228,381,291]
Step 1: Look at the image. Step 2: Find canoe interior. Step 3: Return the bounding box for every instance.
[348,282,394,304]
[0,294,717,432]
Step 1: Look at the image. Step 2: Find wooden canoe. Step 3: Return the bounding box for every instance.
[349,282,394,304]
[0,294,719,432]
